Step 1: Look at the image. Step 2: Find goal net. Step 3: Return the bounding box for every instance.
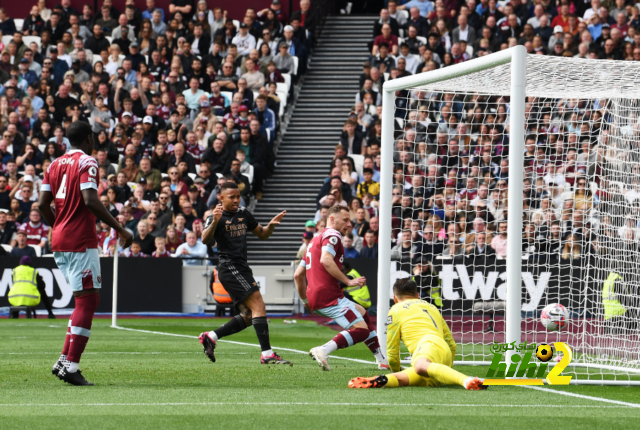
[377,47,640,385]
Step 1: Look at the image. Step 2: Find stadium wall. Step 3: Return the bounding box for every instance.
[0,257,183,312]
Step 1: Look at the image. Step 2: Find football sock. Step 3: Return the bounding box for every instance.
[362,311,375,332]
[319,340,339,355]
[213,315,247,339]
[427,363,467,387]
[385,374,399,388]
[364,331,384,359]
[67,362,79,373]
[332,327,369,350]
[252,317,272,352]
[402,368,426,386]
[61,314,74,356]
[67,293,99,369]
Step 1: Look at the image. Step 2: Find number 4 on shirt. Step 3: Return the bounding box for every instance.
[56,174,67,199]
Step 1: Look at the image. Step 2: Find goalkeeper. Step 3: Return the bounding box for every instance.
[349,278,486,390]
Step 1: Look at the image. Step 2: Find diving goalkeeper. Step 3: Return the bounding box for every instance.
[349,278,486,390]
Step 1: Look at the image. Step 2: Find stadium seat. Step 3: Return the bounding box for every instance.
[282,73,292,93]
[398,9,409,21]
[195,164,200,174]
[92,56,102,66]
[351,154,364,176]
[265,129,270,142]
[14,19,24,32]
[292,56,299,76]
[144,55,148,64]
[244,164,254,184]
[161,173,168,178]
[253,91,259,101]
[416,36,427,45]
[395,118,404,129]
[1,36,12,47]
[276,82,288,95]
[38,144,46,153]
[188,173,196,180]
[128,182,138,190]
[232,20,240,30]
[216,173,223,179]
[23,36,41,49]
[29,245,42,257]
[221,91,233,103]
[106,36,113,44]
[1,244,12,253]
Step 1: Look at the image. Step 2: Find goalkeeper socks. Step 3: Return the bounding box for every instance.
[67,293,99,366]
[213,315,247,340]
[332,327,369,349]
[402,368,426,386]
[252,316,272,352]
[427,363,467,387]
[385,374,399,388]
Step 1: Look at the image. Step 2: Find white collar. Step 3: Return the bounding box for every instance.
[67,149,86,155]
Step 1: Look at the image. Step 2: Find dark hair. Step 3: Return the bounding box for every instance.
[66,120,92,146]
[132,239,142,246]
[220,181,239,192]
[393,277,417,297]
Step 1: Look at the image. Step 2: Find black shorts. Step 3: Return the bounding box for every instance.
[217,262,261,308]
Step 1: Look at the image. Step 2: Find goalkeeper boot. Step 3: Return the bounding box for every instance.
[260,352,292,366]
[348,375,388,389]
[52,360,65,376]
[309,347,331,371]
[463,377,488,391]
[57,367,94,386]
[199,332,217,363]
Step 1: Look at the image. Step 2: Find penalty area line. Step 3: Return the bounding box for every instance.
[111,325,375,365]
[0,402,633,408]
[519,385,640,409]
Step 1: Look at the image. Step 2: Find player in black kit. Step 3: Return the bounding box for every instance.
[198,182,291,365]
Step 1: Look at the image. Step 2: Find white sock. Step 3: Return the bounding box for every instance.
[66,361,79,373]
[261,349,274,358]
[373,349,387,364]
[320,340,338,355]
[58,354,67,363]
[208,331,219,342]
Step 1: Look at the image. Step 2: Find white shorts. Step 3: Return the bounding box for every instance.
[54,248,102,292]
[315,297,364,329]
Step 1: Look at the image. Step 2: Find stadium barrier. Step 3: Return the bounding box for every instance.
[0,257,183,312]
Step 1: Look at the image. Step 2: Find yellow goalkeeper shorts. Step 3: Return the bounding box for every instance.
[411,334,453,368]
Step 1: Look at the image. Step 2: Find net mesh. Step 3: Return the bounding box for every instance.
[388,54,640,383]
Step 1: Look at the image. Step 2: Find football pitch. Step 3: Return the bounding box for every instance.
[1,318,639,429]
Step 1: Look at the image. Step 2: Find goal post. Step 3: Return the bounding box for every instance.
[377,46,640,385]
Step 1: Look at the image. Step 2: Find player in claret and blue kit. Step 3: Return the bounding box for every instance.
[294,206,389,370]
[39,121,133,386]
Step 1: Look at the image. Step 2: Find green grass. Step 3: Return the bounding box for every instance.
[1,318,639,429]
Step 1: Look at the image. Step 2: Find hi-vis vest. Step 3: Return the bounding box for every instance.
[603,272,626,320]
[212,268,232,304]
[8,265,41,307]
[343,268,371,309]
[413,270,442,307]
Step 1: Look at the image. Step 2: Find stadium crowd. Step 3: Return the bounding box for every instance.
[0,0,317,262]
[308,0,635,288]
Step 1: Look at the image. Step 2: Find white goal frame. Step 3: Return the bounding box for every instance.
[377,46,640,385]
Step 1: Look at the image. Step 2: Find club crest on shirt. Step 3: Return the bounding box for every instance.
[387,316,393,325]
[329,236,338,245]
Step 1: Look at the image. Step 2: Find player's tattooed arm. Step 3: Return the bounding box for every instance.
[252,210,286,240]
[202,205,223,244]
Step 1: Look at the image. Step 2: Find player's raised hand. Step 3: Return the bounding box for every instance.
[119,229,133,249]
[213,204,223,223]
[270,211,287,225]
[347,276,366,287]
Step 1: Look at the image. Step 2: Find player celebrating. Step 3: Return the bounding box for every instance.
[294,206,388,370]
[39,121,133,386]
[198,182,291,365]
[349,278,486,390]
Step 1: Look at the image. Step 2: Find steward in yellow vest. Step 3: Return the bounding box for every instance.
[8,256,55,318]
[340,262,371,309]
[602,272,627,321]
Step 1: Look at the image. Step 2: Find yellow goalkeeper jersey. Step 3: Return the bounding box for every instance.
[386,299,457,372]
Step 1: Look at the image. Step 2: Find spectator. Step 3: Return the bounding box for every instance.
[490,221,508,257]
[359,230,379,258]
[134,220,156,255]
[343,233,360,258]
[295,231,313,264]
[10,230,37,258]
[175,231,208,265]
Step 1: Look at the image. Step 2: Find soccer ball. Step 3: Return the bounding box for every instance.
[540,303,569,331]
[536,344,553,362]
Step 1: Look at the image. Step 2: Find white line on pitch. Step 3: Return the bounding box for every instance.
[0,402,633,408]
[112,325,375,365]
[519,385,640,408]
